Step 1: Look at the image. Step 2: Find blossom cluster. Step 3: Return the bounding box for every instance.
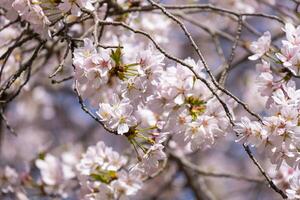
[1,0,156,38]
[0,146,81,199]
[2,0,95,37]
[269,163,300,199]
[2,0,56,36]
[0,166,28,200]
[74,35,234,154]
[77,141,143,200]
[235,23,300,170]
[35,151,79,196]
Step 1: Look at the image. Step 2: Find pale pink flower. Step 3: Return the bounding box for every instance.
[58,0,95,16]
[283,23,300,45]
[35,154,73,186]
[256,72,275,97]
[249,31,271,60]
[286,172,300,199]
[276,42,300,68]
[138,143,166,176]
[234,117,266,146]
[77,141,127,176]
[111,170,143,197]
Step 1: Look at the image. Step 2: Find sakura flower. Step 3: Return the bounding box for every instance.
[137,46,165,70]
[167,107,192,134]
[286,172,300,199]
[272,88,300,107]
[0,166,19,193]
[256,60,272,73]
[159,64,194,105]
[77,141,127,176]
[73,38,97,68]
[204,98,231,131]
[91,51,112,77]
[185,116,220,151]
[256,72,275,97]
[271,147,297,170]
[276,42,300,68]
[86,68,109,88]
[270,163,295,190]
[138,143,166,176]
[134,106,157,128]
[58,0,95,16]
[121,76,148,101]
[234,117,266,146]
[131,13,171,44]
[111,170,143,197]
[35,154,74,186]
[283,23,300,45]
[77,142,143,200]
[84,184,114,200]
[97,103,113,122]
[285,51,300,75]
[98,96,137,135]
[249,31,271,60]
[184,57,205,77]
[12,0,53,37]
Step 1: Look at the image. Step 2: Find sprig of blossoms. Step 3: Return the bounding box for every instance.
[71,30,237,192]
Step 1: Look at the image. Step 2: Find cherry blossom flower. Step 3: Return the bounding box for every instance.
[185,116,221,150]
[77,141,143,199]
[249,31,271,60]
[276,42,300,70]
[0,166,19,193]
[97,96,137,135]
[286,172,300,199]
[77,141,127,175]
[111,170,143,197]
[12,0,54,37]
[283,23,300,45]
[35,154,76,186]
[138,143,166,176]
[58,0,95,16]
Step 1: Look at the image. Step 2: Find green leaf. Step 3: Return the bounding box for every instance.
[90,170,117,184]
[38,152,46,160]
[110,46,122,67]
